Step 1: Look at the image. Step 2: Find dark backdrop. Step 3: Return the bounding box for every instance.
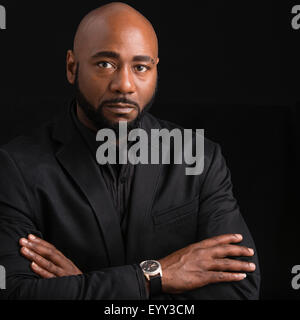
[0,0,299,299]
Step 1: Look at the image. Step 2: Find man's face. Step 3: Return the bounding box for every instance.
[69,20,159,131]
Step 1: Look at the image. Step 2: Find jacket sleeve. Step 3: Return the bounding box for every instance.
[0,149,147,300]
[154,142,261,300]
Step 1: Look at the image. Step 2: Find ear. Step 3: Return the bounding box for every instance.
[66,50,77,85]
[156,57,160,65]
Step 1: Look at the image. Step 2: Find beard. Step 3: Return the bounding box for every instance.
[74,63,157,134]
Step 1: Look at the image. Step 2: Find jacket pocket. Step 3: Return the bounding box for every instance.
[152,197,199,226]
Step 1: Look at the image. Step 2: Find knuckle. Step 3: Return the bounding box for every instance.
[210,235,219,242]
[196,248,206,260]
[221,244,232,254]
[56,268,64,277]
[198,258,210,269]
[49,262,59,274]
[49,244,56,250]
[223,258,230,266]
[46,260,53,270]
[44,247,54,258]
[218,272,225,280]
[195,242,206,251]
[189,242,199,250]
[36,255,45,264]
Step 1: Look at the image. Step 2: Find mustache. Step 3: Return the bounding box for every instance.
[100,98,140,110]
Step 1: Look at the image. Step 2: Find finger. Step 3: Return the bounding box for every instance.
[212,244,254,258]
[20,238,65,268]
[31,261,56,279]
[197,234,243,249]
[20,246,64,276]
[209,258,256,272]
[27,234,53,248]
[207,271,247,284]
[27,234,65,257]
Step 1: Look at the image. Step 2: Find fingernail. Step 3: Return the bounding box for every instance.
[28,234,36,240]
[248,248,254,255]
[249,263,256,270]
[32,262,39,269]
[21,238,28,245]
[235,234,242,240]
[23,247,30,254]
[237,273,247,279]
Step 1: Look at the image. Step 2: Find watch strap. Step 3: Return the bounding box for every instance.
[149,274,162,298]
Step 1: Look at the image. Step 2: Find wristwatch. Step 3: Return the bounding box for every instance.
[140,260,162,297]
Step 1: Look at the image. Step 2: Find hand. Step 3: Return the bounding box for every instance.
[19,234,82,278]
[158,233,256,294]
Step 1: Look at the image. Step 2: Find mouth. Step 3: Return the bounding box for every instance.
[104,103,136,115]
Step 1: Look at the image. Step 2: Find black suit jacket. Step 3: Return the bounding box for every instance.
[0,103,260,299]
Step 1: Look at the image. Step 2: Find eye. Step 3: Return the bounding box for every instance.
[135,65,149,73]
[97,61,114,69]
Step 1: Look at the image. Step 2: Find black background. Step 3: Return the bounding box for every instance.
[0,0,299,299]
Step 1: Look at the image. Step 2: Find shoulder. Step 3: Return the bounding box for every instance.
[0,119,58,172]
[143,112,221,161]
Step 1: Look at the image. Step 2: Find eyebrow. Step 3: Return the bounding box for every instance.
[133,55,155,65]
[91,51,155,64]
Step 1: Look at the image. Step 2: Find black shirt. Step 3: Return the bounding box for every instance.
[71,105,135,241]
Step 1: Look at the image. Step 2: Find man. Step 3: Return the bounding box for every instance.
[0,2,260,299]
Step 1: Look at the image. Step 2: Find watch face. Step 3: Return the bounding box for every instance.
[141,260,159,273]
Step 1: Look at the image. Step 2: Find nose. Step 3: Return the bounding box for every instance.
[109,66,136,95]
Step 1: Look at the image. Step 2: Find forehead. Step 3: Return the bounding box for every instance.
[79,18,157,60]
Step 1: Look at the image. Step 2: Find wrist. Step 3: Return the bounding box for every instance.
[140,260,162,298]
[157,258,171,293]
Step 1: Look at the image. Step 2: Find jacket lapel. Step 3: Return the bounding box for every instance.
[53,105,125,266]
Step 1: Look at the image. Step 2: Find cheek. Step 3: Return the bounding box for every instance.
[137,76,157,108]
[79,70,110,105]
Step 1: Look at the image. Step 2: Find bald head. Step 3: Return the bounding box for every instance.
[73,2,158,60]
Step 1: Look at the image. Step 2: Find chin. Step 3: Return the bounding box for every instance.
[110,115,136,124]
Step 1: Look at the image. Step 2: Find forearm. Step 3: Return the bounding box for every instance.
[150,271,260,300]
[1,264,147,300]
